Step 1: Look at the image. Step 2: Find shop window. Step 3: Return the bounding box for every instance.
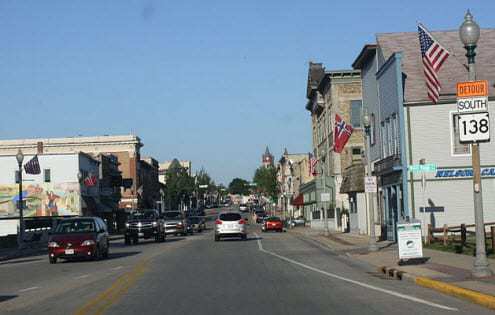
[451,112,471,155]
[327,208,335,219]
[312,210,321,220]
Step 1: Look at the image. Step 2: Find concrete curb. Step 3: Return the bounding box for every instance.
[378,265,495,310]
[415,276,495,310]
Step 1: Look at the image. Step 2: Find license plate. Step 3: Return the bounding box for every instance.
[138,232,144,237]
[226,224,233,229]
[65,249,74,255]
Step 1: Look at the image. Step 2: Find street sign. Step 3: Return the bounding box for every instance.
[199,185,208,189]
[408,164,437,173]
[320,193,331,202]
[397,221,423,260]
[457,96,488,113]
[419,206,445,213]
[456,80,488,98]
[364,176,377,193]
[458,112,490,143]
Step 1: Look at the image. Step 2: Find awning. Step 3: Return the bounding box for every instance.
[291,194,304,206]
[340,163,365,193]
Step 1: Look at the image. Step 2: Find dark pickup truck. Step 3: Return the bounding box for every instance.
[124,210,166,245]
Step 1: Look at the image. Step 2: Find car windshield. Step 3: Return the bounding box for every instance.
[219,213,242,221]
[162,212,182,220]
[267,217,281,222]
[54,220,95,234]
[188,217,200,223]
[130,212,155,220]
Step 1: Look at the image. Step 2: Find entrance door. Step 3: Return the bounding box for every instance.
[386,186,398,241]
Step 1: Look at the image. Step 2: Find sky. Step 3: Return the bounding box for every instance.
[1,1,494,185]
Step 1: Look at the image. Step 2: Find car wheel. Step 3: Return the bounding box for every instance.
[214,235,220,242]
[49,256,57,264]
[124,236,131,245]
[241,234,247,241]
[161,233,166,242]
[133,236,139,245]
[93,246,101,261]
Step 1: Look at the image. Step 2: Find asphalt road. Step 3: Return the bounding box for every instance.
[0,220,493,315]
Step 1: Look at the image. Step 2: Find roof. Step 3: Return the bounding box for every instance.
[352,44,377,70]
[306,61,325,99]
[376,29,495,103]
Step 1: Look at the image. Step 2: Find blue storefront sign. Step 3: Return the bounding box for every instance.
[435,167,495,178]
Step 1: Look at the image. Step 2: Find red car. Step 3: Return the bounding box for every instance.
[261,216,284,232]
[48,217,109,264]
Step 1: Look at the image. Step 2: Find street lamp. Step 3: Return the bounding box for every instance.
[16,149,24,249]
[363,111,378,251]
[459,10,492,278]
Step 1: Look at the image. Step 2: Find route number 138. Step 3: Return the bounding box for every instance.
[458,112,490,143]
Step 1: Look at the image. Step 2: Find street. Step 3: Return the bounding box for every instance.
[0,221,492,315]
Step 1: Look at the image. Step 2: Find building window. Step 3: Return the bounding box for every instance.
[391,114,399,155]
[351,100,363,128]
[380,121,387,158]
[451,112,471,155]
[327,208,335,219]
[352,147,362,155]
[44,169,51,183]
[387,118,393,157]
[370,113,376,145]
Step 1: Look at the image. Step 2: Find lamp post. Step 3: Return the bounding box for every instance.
[320,161,330,237]
[363,111,378,251]
[16,149,24,249]
[459,10,492,278]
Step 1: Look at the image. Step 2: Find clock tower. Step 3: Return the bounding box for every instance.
[262,146,274,168]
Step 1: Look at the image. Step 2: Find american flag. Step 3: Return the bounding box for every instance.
[418,23,450,103]
[23,155,41,175]
[309,154,318,176]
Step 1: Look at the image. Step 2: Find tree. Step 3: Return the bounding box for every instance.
[164,159,195,210]
[228,178,250,195]
[253,166,278,200]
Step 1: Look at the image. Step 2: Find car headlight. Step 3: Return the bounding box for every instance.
[125,223,129,228]
[48,241,59,248]
[137,222,142,227]
[81,240,96,246]
[152,221,158,227]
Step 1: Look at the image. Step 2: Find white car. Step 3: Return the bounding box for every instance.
[214,211,247,241]
[239,204,248,212]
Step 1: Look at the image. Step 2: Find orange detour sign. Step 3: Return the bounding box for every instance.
[456,80,489,98]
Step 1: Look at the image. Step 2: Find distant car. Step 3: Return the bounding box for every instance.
[214,211,247,241]
[124,210,165,244]
[188,216,206,232]
[48,217,109,264]
[239,203,248,212]
[161,211,188,236]
[255,211,267,223]
[262,216,283,232]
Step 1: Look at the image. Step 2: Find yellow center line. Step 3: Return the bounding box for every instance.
[73,259,150,315]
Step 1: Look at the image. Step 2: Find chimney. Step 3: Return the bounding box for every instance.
[37,141,44,154]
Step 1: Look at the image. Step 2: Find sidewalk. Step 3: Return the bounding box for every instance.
[0,245,47,262]
[289,226,495,309]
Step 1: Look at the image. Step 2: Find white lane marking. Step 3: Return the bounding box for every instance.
[111,266,123,271]
[253,233,458,312]
[19,286,39,293]
[75,274,90,280]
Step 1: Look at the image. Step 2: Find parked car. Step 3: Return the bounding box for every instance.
[288,216,306,227]
[48,217,109,264]
[239,203,248,212]
[188,216,206,232]
[161,210,188,236]
[214,211,247,241]
[124,210,165,245]
[262,216,284,232]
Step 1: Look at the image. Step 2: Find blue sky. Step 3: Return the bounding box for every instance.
[1,1,494,185]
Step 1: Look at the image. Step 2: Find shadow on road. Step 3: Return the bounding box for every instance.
[59,251,141,263]
[0,295,18,303]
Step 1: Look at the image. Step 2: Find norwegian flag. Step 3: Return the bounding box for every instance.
[417,23,450,103]
[309,154,318,176]
[84,174,97,187]
[334,114,353,153]
[24,155,41,175]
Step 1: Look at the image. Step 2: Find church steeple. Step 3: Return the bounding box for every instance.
[262,146,274,168]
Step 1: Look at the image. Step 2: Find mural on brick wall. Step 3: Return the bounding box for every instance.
[0,182,81,218]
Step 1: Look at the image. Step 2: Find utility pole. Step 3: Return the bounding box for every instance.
[459,10,492,278]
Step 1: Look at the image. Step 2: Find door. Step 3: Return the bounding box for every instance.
[349,193,359,232]
[386,186,398,241]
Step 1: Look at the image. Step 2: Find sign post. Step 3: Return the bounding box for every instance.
[364,176,377,193]
[397,220,423,262]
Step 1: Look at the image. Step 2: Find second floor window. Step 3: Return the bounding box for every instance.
[351,100,362,128]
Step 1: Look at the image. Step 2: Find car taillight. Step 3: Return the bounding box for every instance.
[239,219,246,225]
[215,219,222,225]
